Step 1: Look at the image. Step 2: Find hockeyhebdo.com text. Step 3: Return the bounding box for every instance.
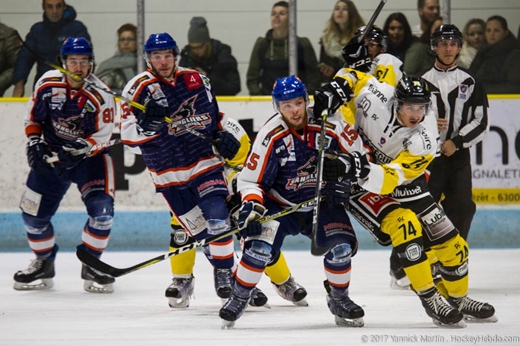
[359,334,520,344]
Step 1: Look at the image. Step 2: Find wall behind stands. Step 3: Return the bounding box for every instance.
[1,0,519,97]
[1,97,519,252]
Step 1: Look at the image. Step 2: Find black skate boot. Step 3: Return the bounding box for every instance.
[13,245,58,291]
[219,295,250,329]
[249,287,269,308]
[81,264,115,293]
[325,281,364,327]
[448,296,498,323]
[418,287,466,328]
[165,275,195,308]
[214,268,233,299]
[272,275,308,306]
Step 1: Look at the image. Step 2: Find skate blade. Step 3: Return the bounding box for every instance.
[221,320,235,329]
[13,278,53,291]
[168,297,190,309]
[432,318,467,328]
[83,280,114,294]
[293,299,309,307]
[464,315,498,323]
[334,315,364,327]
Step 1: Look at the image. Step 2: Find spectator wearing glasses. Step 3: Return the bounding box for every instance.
[96,23,138,94]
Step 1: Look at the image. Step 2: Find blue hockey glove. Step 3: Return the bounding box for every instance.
[215,131,240,159]
[323,151,370,181]
[324,181,351,209]
[137,98,169,134]
[58,138,92,169]
[313,77,354,120]
[237,201,266,237]
[26,137,54,173]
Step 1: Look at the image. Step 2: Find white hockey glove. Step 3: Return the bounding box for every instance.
[237,201,266,237]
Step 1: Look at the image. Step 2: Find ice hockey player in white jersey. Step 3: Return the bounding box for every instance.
[313,38,497,325]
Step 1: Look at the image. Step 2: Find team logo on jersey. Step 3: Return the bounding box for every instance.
[167,95,212,135]
[285,157,318,191]
[458,84,468,99]
[53,115,84,140]
[379,137,386,146]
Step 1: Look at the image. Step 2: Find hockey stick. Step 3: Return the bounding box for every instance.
[15,32,145,111]
[76,197,321,277]
[45,138,122,163]
[310,110,332,256]
[349,0,388,59]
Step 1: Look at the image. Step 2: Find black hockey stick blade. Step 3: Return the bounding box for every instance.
[76,197,320,277]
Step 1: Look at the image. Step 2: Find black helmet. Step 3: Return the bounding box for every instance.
[355,25,388,50]
[430,24,463,50]
[395,74,431,105]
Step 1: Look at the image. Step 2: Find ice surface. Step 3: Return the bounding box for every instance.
[1,249,519,346]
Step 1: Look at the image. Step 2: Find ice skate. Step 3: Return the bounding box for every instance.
[326,283,364,327]
[13,245,58,291]
[249,287,270,308]
[448,296,498,323]
[219,295,250,329]
[81,264,115,293]
[165,275,195,308]
[419,287,466,328]
[389,267,410,290]
[214,268,233,299]
[272,275,308,306]
[13,257,55,290]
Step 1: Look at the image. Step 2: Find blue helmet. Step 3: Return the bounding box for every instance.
[60,37,93,57]
[144,33,179,56]
[272,75,308,106]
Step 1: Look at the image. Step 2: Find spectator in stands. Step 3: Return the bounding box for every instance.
[470,15,520,94]
[12,0,90,97]
[179,17,240,96]
[0,21,21,96]
[96,23,138,94]
[318,0,364,83]
[383,12,416,62]
[456,19,485,69]
[404,17,443,76]
[412,0,440,37]
[246,1,320,95]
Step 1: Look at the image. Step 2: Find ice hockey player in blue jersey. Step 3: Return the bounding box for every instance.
[219,75,368,328]
[14,37,117,293]
[120,32,255,303]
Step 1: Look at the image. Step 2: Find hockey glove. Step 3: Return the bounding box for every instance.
[26,137,54,173]
[137,98,169,134]
[324,181,351,209]
[323,151,370,181]
[313,77,354,120]
[237,201,267,237]
[215,131,240,159]
[58,138,92,169]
